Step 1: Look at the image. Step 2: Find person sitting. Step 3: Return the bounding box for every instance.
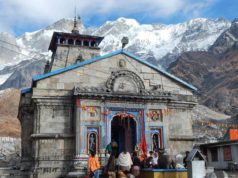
[175,154,185,169]
[145,151,154,168]
[131,151,142,178]
[169,159,176,169]
[152,152,158,167]
[118,170,127,178]
[157,148,169,169]
[118,148,133,172]
[183,151,189,168]
[87,150,100,178]
[106,153,117,178]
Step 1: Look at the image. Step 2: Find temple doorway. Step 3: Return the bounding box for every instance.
[111,114,137,154]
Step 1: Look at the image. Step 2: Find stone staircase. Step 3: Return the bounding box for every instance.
[0,167,28,178]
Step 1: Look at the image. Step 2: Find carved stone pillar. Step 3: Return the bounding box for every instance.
[75,98,81,155]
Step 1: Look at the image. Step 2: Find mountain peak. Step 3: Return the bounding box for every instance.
[115,17,140,26]
[232,18,238,24]
[187,17,230,26]
[189,17,208,22]
[104,17,140,27]
[209,18,236,54]
[45,18,85,32]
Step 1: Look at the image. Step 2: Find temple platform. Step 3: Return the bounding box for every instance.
[140,168,187,178]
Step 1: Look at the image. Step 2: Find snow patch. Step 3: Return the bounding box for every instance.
[0,73,12,85]
[116,17,140,27]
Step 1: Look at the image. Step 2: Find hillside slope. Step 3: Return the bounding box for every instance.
[169,20,238,116]
[0,89,20,137]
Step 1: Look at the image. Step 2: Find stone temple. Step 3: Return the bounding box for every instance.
[18,20,197,177]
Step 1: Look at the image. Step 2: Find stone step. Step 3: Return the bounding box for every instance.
[0,167,28,178]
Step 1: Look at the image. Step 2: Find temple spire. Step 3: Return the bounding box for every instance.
[72,5,79,34]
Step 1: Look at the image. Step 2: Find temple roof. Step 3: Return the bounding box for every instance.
[31,50,197,91]
[48,32,104,52]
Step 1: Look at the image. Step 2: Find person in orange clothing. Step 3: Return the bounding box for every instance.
[87,150,100,178]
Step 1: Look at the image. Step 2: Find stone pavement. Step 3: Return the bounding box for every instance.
[214,170,238,178]
[225,171,238,178]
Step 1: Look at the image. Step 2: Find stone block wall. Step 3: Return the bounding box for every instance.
[37,54,193,96]
[51,45,100,71]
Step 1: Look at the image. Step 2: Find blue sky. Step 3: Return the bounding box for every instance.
[0,0,238,36]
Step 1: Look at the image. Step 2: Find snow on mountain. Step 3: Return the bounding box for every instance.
[17,18,85,52]
[0,32,21,67]
[0,32,46,69]
[209,18,238,54]
[0,73,12,85]
[14,17,231,63]
[92,17,230,66]
[0,17,232,90]
[13,17,231,66]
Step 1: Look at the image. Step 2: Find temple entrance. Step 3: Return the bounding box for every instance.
[111,114,137,154]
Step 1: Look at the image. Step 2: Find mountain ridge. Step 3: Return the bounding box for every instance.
[0,17,235,109]
[169,19,238,117]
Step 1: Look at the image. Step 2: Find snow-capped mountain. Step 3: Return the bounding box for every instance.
[209,18,238,54]
[94,17,230,62]
[0,19,85,88]
[0,33,20,67]
[169,18,238,117]
[17,18,85,52]
[0,17,231,89]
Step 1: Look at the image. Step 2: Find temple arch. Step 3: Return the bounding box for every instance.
[111,113,137,154]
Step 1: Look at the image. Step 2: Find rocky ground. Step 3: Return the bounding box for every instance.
[192,104,230,143]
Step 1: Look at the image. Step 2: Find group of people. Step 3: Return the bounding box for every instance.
[104,140,143,178]
[104,145,174,178]
[87,140,190,178]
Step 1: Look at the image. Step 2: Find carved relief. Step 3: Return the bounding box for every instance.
[151,128,163,151]
[152,133,160,151]
[81,106,101,121]
[88,133,97,152]
[87,106,97,118]
[147,110,163,122]
[87,128,99,153]
[106,70,145,94]
[118,59,126,68]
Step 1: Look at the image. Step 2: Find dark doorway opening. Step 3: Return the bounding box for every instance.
[111,115,137,154]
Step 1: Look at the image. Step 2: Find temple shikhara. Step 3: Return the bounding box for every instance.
[18,18,197,177]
